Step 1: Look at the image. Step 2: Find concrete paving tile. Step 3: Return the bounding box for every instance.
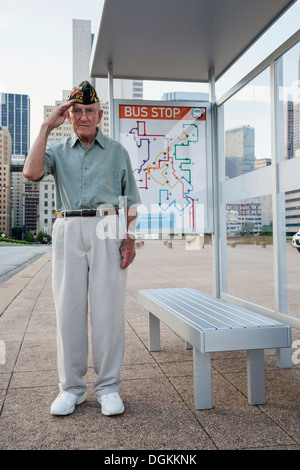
[121,363,165,381]
[211,355,247,374]
[0,341,21,374]
[24,330,56,342]
[0,309,32,341]
[0,388,7,412]
[25,312,56,333]
[122,341,156,366]
[14,340,57,372]
[159,360,193,377]
[147,335,194,364]
[10,369,59,389]
[0,373,11,390]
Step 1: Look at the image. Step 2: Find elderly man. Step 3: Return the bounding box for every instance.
[23,81,141,416]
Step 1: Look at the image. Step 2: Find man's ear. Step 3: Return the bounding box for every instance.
[97,109,104,124]
[67,111,72,125]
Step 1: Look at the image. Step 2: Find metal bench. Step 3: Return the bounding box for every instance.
[138,287,291,410]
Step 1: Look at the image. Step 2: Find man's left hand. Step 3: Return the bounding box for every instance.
[120,236,136,269]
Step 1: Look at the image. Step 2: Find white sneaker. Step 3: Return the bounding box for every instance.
[97,392,124,416]
[50,391,86,416]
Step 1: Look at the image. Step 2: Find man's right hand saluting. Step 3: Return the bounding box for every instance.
[45,100,75,132]
[23,100,76,181]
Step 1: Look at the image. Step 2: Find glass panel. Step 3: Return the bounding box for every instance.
[224,68,271,179]
[221,68,274,309]
[223,195,274,310]
[278,41,300,321]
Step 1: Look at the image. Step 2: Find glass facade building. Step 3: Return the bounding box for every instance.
[0,93,30,156]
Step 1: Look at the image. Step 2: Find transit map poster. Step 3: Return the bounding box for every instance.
[115,101,211,235]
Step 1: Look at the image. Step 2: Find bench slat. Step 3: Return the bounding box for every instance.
[142,287,287,329]
[142,290,220,330]
[161,289,266,329]
[183,288,283,327]
[147,289,236,329]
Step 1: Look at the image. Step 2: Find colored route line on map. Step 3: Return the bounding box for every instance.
[130,120,199,227]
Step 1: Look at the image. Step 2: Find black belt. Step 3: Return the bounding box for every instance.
[57,209,119,218]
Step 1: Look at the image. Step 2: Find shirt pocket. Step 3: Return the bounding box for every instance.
[97,166,120,198]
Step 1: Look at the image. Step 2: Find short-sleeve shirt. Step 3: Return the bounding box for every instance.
[39,128,141,211]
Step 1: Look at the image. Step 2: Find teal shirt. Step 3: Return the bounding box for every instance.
[40,129,141,211]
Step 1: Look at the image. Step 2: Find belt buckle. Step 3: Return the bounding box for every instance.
[98,208,109,217]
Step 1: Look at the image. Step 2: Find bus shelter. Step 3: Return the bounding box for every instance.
[90,0,300,330]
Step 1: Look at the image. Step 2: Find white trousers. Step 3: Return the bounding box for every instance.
[51,216,127,397]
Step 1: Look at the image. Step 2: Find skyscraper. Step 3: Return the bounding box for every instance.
[225,125,255,179]
[0,126,12,236]
[0,93,30,233]
[0,93,30,157]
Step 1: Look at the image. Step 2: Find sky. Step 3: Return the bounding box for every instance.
[0,0,299,147]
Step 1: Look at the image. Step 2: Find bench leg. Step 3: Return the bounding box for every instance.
[247,349,266,405]
[193,348,212,410]
[276,347,291,369]
[148,312,160,351]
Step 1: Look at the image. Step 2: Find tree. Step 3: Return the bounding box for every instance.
[36,231,45,243]
[240,222,255,236]
[26,231,34,242]
[36,231,51,243]
[260,221,273,236]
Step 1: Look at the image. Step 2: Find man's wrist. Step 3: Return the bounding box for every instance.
[41,120,53,137]
[126,230,136,240]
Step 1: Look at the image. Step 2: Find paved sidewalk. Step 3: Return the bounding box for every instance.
[0,243,300,450]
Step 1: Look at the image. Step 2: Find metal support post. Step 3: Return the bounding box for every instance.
[209,68,220,298]
[148,312,161,352]
[108,63,115,139]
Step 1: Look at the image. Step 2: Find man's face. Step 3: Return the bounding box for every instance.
[68,103,103,140]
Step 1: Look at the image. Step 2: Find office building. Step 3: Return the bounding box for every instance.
[162,91,209,101]
[39,178,56,235]
[0,93,30,234]
[254,158,271,169]
[44,90,73,142]
[226,201,261,236]
[10,156,25,230]
[225,125,255,178]
[282,55,300,234]
[23,181,39,235]
[0,93,30,157]
[0,126,12,236]
[293,88,300,157]
[284,100,294,160]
